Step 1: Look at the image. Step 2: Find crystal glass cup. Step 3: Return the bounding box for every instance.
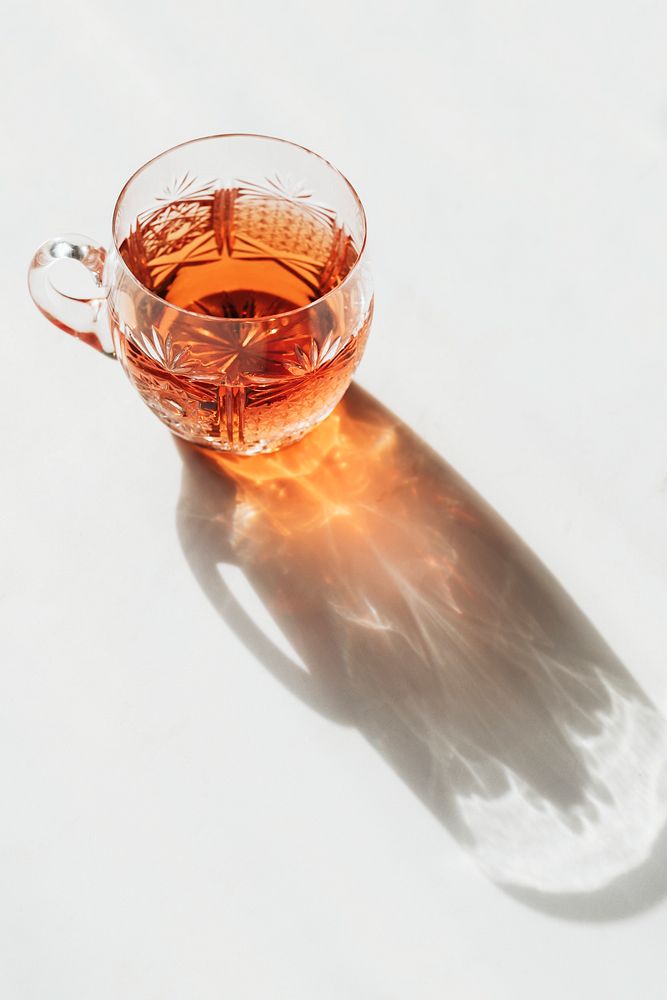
[28,135,372,454]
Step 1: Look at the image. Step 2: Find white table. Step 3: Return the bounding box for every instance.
[3,2,666,997]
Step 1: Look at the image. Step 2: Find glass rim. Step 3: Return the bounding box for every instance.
[111,133,369,323]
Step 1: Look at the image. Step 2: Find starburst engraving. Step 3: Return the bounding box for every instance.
[156,172,217,203]
[284,330,343,375]
[132,324,190,373]
[237,174,336,227]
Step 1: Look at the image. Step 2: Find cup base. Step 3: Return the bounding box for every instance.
[168,402,339,456]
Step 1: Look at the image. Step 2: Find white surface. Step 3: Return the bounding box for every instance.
[3,1,667,997]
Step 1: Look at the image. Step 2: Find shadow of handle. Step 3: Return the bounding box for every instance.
[191,556,352,725]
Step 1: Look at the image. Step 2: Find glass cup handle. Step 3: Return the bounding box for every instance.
[28,234,115,357]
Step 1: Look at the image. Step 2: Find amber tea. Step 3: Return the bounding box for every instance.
[112,179,371,452]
